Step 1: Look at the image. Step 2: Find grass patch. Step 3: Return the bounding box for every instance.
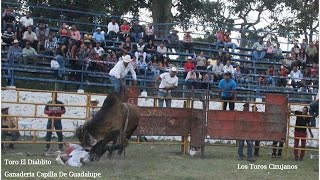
[1,143,318,180]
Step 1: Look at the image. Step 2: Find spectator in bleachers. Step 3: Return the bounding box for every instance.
[277,65,289,87]
[266,66,276,86]
[2,8,16,33]
[274,43,283,61]
[211,59,224,82]
[200,73,213,89]
[119,20,130,41]
[218,72,237,110]
[289,65,304,89]
[51,55,60,78]
[185,68,202,89]
[134,38,147,63]
[167,29,181,52]
[155,67,179,107]
[145,39,157,62]
[94,42,105,57]
[130,20,144,43]
[216,51,225,64]
[22,26,38,48]
[2,26,15,45]
[59,23,70,45]
[305,41,318,64]
[184,56,195,78]
[240,63,250,84]
[83,31,93,45]
[195,51,207,74]
[265,41,275,59]
[223,31,237,52]
[207,58,216,69]
[224,52,232,65]
[149,58,160,76]
[215,28,225,50]
[300,39,307,50]
[7,39,22,63]
[130,56,138,74]
[36,16,50,52]
[282,53,293,71]
[93,27,105,47]
[22,41,38,65]
[291,41,300,57]
[69,25,81,59]
[55,44,67,79]
[120,36,133,55]
[309,63,319,79]
[234,65,242,84]
[107,18,119,40]
[44,34,58,56]
[223,60,234,77]
[15,26,24,47]
[137,55,148,75]
[252,37,267,61]
[144,23,154,43]
[258,72,266,86]
[19,11,33,30]
[295,48,307,69]
[157,41,168,61]
[159,56,170,69]
[183,30,193,53]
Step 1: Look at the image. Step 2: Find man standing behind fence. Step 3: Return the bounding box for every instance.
[155,67,179,107]
[44,93,66,152]
[218,72,237,110]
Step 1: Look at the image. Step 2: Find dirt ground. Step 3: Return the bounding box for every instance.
[1,142,319,180]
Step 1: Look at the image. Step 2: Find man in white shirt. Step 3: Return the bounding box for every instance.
[155,67,179,107]
[109,55,137,95]
[223,60,234,76]
[94,42,105,57]
[289,65,303,88]
[211,59,224,82]
[185,68,202,89]
[56,143,90,167]
[23,26,38,48]
[20,12,34,29]
[107,18,119,39]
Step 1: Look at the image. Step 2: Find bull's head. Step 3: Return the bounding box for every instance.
[75,125,98,150]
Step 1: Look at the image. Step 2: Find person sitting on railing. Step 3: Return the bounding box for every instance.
[7,39,22,64]
[215,28,225,50]
[156,41,168,62]
[265,41,276,59]
[1,107,20,149]
[292,106,312,161]
[218,72,237,111]
[145,39,157,62]
[130,20,144,43]
[223,31,237,52]
[277,65,289,87]
[44,34,58,56]
[266,66,276,86]
[134,38,147,63]
[306,41,318,64]
[35,16,49,52]
[19,11,33,31]
[2,8,16,33]
[195,51,207,76]
[252,37,267,61]
[92,27,105,47]
[185,68,202,89]
[183,30,193,53]
[107,18,119,40]
[119,20,130,42]
[211,58,224,82]
[144,23,154,43]
[184,56,195,79]
[59,23,70,45]
[155,67,178,108]
[289,65,304,89]
[119,36,133,56]
[2,26,15,45]
[22,41,38,65]
[166,28,181,52]
[22,26,38,48]
[223,60,234,78]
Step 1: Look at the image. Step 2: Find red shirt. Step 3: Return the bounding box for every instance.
[120,24,130,33]
[310,67,319,77]
[184,62,195,72]
[278,68,288,77]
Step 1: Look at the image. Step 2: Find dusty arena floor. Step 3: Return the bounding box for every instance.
[1,143,319,180]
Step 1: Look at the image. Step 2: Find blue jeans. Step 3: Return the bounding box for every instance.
[110,76,121,95]
[216,40,223,49]
[46,119,63,149]
[56,55,65,78]
[224,42,237,52]
[266,76,275,86]
[238,140,253,158]
[309,100,319,127]
[158,90,172,107]
[252,50,266,61]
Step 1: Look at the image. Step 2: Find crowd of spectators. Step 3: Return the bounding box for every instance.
[1,8,319,92]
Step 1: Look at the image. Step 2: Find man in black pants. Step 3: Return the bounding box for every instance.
[218,72,237,110]
[44,93,66,151]
[272,139,284,158]
[252,105,260,156]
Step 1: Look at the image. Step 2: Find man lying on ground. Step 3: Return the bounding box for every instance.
[56,142,90,167]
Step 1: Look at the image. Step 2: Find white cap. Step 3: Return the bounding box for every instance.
[123,55,133,63]
[171,67,177,72]
[187,56,192,59]
[96,27,101,30]
[91,98,99,103]
[13,39,19,44]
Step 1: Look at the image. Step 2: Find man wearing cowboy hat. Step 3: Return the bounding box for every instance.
[7,39,22,61]
[109,54,137,95]
[90,98,100,118]
[155,67,179,107]
[1,106,20,149]
[166,28,181,52]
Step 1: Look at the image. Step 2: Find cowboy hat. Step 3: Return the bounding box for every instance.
[56,155,66,165]
[170,67,177,72]
[91,98,99,103]
[187,56,192,60]
[123,55,133,63]
[12,39,19,44]
[96,27,101,30]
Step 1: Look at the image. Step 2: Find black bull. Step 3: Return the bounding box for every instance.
[76,93,140,160]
